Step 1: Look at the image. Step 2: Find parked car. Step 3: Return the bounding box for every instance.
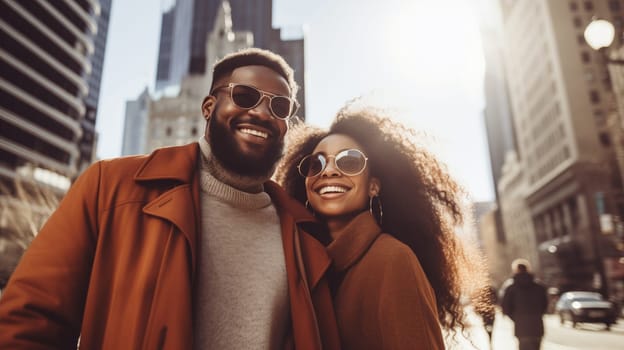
[555,291,618,330]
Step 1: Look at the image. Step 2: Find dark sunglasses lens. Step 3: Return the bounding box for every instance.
[336,150,366,175]
[270,96,292,119]
[231,85,261,108]
[300,155,326,177]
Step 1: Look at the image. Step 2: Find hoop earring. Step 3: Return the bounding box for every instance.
[369,196,383,225]
[305,200,315,216]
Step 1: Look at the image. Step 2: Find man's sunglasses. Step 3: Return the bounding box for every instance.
[297,149,369,178]
[211,83,299,120]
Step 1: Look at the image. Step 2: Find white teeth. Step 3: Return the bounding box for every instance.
[240,128,268,139]
[319,185,348,194]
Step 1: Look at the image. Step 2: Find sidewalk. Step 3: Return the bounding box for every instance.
[446,307,574,350]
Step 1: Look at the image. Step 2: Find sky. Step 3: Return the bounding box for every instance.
[96,0,495,202]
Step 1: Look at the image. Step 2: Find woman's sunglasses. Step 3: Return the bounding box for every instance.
[297,149,369,178]
[211,83,299,120]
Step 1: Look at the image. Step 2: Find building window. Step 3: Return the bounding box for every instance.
[567,196,579,228]
[570,1,578,11]
[577,34,586,44]
[610,0,621,11]
[590,90,601,104]
[573,17,583,28]
[599,132,611,147]
[584,1,594,11]
[166,126,172,137]
[613,17,624,44]
[603,72,613,90]
[581,51,591,63]
[554,102,561,115]
[191,126,198,136]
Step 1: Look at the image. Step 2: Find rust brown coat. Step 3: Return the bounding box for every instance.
[327,212,444,349]
[0,143,340,350]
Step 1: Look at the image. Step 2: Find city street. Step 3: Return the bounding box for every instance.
[446,307,624,349]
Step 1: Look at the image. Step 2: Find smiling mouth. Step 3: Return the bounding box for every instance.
[318,185,349,195]
[239,127,269,139]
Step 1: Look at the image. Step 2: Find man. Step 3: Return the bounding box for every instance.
[502,259,548,350]
[0,48,340,350]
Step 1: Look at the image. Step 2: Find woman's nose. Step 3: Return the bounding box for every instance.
[321,158,340,177]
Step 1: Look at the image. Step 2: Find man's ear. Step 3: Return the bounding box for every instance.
[202,95,216,120]
[369,177,381,197]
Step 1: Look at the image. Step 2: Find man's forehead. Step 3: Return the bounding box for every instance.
[229,65,290,92]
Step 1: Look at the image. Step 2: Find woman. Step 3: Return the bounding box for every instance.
[277,104,481,349]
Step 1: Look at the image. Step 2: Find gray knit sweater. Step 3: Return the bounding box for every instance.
[193,138,288,349]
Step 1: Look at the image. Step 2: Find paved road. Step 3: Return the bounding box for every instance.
[446,307,624,349]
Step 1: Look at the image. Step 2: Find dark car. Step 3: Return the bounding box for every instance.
[555,291,618,330]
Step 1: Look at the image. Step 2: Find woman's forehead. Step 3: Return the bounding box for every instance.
[313,134,362,153]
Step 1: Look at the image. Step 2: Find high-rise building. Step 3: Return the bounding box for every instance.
[0,0,109,190]
[268,29,306,119]
[153,0,306,118]
[476,0,543,284]
[156,0,271,89]
[478,0,517,202]
[79,0,112,172]
[155,0,191,91]
[123,0,254,155]
[498,0,624,295]
[121,88,151,156]
[475,0,525,283]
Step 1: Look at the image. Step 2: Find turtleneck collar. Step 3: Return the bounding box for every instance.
[198,136,271,193]
[199,167,272,210]
[326,211,382,272]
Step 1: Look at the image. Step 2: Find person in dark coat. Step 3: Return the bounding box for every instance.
[502,259,548,350]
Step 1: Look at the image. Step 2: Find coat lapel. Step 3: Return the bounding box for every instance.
[265,181,331,290]
[326,211,381,273]
[135,143,201,279]
[143,185,196,264]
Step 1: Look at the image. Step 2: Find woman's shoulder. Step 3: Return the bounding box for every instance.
[361,233,435,296]
[370,233,413,254]
[366,233,423,269]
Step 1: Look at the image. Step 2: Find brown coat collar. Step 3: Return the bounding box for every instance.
[327,211,382,272]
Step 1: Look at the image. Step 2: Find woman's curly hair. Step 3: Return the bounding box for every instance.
[276,103,483,332]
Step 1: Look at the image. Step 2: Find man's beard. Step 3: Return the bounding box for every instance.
[208,115,284,178]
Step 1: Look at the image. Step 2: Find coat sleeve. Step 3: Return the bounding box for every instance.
[376,248,445,350]
[539,285,548,315]
[501,285,514,318]
[0,162,101,349]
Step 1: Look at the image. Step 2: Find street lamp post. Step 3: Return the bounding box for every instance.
[584,18,624,299]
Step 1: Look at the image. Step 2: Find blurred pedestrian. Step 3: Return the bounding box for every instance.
[502,259,548,350]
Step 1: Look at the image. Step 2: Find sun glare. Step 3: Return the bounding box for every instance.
[382,1,484,89]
